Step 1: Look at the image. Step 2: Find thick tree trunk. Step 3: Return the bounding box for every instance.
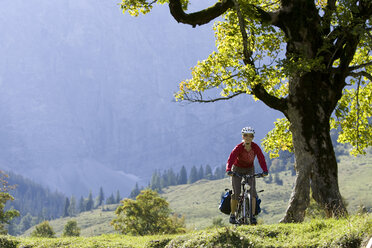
[280,74,348,223]
[310,128,348,218]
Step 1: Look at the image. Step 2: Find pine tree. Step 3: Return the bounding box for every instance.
[150,170,161,191]
[160,171,168,189]
[63,197,70,217]
[205,165,213,180]
[167,169,177,186]
[78,196,85,213]
[116,190,121,204]
[106,193,115,204]
[86,191,94,211]
[96,187,105,207]
[188,166,198,184]
[68,196,77,217]
[198,165,204,180]
[129,183,141,199]
[178,166,188,185]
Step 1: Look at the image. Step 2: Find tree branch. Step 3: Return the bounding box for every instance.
[348,71,372,82]
[182,91,245,103]
[238,1,275,25]
[168,0,234,27]
[321,0,336,35]
[252,84,288,116]
[348,61,372,71]
[232,0,254,66]
[232,0,287,116]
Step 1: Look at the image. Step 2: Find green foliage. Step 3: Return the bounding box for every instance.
[14,234,178,248]
[120,0,188,16]
[262,118,293,159]
[331,80,372,155]
[62,220,80,237]
[111,189,185,235]
[0,236,18,248]
[120,0,372,157]
[0,171,20,235]
[31,221,56,238]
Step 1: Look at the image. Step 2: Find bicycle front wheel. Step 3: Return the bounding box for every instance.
[237,197,250,224]
[248,193,254,225]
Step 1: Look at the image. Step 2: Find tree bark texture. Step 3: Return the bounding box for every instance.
[281,73,347,222]
[275,0,350,222]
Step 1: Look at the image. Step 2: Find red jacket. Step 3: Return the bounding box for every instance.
[226,142,268,173]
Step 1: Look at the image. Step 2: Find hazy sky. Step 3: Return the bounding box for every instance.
[0,0,283,196]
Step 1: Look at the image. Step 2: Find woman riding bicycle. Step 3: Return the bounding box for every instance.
[226,126,269,224]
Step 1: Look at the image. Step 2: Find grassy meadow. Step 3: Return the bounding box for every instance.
[3,215,371,247]
[8,152,371,247]
[162,152,372,229]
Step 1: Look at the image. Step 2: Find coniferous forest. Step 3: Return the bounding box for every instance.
[4,173,122,235]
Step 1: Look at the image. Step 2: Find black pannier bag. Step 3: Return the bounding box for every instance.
[219,189,232,215]
[255,196,262,215]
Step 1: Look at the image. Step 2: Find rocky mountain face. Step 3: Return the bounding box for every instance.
[0,0,282,197]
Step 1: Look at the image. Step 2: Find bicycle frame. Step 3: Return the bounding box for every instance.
[233,172,264,225]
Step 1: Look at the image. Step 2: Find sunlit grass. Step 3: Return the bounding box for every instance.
[5,214,371,248]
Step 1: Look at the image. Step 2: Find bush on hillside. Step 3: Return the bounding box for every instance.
[62,220,80,237]
[111,189,185,235]
[31,221,55,238]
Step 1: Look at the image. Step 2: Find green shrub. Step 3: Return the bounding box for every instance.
[0,235,19,248]
[31,221,55,238]
[62,220,80,237]
[111,189,185,235]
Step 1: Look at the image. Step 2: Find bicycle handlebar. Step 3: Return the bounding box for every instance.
[230,171,264,178]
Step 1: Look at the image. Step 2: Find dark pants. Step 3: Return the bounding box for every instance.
[231,165,256,200]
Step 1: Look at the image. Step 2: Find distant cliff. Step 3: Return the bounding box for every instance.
[0,0,281,196]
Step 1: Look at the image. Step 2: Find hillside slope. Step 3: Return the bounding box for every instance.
[22,152,371,236]
[163,152,372,229]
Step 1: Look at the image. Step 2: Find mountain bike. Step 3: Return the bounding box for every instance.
[232,172,264,225]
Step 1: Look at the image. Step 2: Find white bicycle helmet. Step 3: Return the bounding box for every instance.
[241,126,255,135]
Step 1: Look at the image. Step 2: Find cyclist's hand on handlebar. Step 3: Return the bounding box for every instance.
[263,171,269,177]
[226,171,234,176]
